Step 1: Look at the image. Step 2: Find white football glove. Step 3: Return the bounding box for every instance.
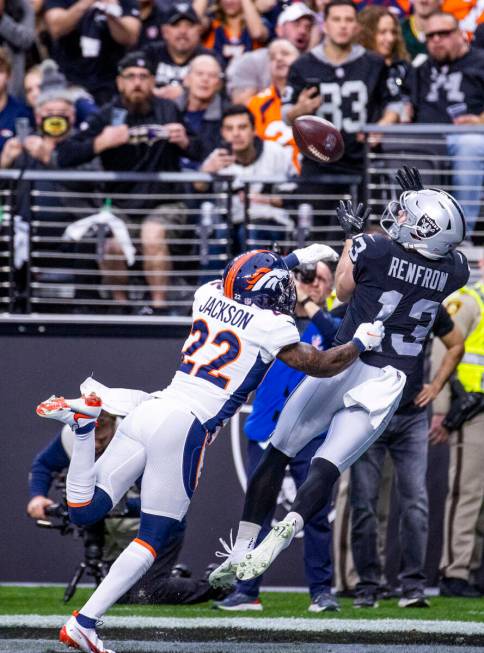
[352,320,385,352]
[292,243,339,266]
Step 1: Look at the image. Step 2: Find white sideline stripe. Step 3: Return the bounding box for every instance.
[1,615,484,635]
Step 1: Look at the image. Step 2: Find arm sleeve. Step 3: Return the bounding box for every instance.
[29,434,69,498]
[432,304,454,339]
[283,252,298,269]
[0,0,35,50]
[56,112,108,167]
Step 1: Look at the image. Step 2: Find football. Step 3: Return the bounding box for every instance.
[292,115,345,164]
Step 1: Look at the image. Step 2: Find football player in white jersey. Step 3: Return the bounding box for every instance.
[36,244,384,653]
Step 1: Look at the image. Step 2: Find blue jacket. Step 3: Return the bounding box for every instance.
[244,309,340,442]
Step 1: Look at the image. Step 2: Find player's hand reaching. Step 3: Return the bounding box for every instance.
[395,165,424,192]
[336,200,370,238]
[352,320,384,352]
[292,242,339,265]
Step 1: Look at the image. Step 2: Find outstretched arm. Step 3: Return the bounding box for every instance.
[277,321,384,377]
[277,340,359,377]
[284,242,339,270]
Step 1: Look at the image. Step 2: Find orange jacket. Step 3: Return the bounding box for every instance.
[247,85,300,172]
[441,0,484,34]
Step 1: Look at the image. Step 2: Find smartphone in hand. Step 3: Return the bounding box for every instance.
[15,117,31,144]
[304,77,321,98]
[219,139,233,155]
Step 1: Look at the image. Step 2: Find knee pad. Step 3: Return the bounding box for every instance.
[68,487,113,526]
[137,511,179,555]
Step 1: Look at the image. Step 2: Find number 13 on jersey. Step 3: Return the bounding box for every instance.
[179,319,242,389]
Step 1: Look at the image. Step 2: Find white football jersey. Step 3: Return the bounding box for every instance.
[160,280,300,434]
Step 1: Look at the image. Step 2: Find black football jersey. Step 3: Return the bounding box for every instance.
[396,303,454,412]
[144,44,217,88]
[284,45,392,167]
[411,47,484,123]
[334,234,469,378]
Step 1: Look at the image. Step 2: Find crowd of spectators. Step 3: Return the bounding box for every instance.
[0,0,484,313]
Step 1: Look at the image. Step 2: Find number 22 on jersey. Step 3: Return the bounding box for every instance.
[180,319,241,389]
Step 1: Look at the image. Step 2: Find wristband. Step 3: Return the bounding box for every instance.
[300,297,311,307]
[351,337,366,353]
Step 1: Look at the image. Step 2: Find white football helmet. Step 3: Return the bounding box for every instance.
[380,188,466,260]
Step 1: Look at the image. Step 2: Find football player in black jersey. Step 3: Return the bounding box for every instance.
[409,11,484,236]
[208,166,470,588]
[283,0,399,177]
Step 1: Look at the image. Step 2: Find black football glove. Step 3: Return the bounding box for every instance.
[395,165,424,192]
[336,200,370,237]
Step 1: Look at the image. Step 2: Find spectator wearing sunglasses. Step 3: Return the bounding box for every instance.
[408,11,484,237]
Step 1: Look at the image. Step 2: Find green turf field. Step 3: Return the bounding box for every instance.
[1,586,484,622]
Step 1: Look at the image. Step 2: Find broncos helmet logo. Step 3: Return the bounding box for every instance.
[245,267,288,292]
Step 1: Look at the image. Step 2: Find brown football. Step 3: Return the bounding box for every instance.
[293,115,345,164]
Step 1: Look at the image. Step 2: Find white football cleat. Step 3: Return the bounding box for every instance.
[208,531,246,589]
[59,612,115,653]
[236,518,295,581]
[36,393,102,431]
[209,557,239,590]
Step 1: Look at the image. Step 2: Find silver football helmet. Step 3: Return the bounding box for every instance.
[380,188,466,260]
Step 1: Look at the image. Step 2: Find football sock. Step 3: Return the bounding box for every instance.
[75,613,97,629]
[66,427,97,506]
[80,540,154,620]
[231,521,261,558]
[242,444,291,525]
[291,457,340,524]
[284,511,304,535]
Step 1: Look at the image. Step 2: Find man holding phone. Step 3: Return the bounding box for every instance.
[197,104,297,249]
[283,0,398,180]
[56,51,203,313]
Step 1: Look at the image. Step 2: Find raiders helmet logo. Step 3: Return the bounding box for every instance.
[415,214,441,239]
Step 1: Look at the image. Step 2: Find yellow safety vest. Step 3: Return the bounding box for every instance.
[456,282,484,393]
[326,290,337,311]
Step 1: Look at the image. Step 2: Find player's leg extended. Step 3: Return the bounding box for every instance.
[209,373,348,589]
[237,368,403,581]
[64,400,206,652]
[59,404,150,653]
[37,394,115,524]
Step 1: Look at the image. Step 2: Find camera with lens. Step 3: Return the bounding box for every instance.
[294,263,317,285]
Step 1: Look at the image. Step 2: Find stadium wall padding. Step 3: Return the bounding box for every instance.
[0,331,462,587]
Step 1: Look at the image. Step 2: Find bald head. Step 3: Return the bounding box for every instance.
[185,54,222,106]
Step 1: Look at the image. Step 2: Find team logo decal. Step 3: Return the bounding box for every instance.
[415,214,441,239]
[245,267,287,291]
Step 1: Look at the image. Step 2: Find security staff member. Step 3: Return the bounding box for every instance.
[431,254,484,598]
